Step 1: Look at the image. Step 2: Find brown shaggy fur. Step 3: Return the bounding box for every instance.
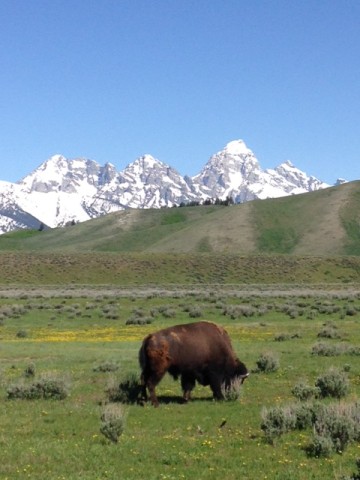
[139,321,248,407]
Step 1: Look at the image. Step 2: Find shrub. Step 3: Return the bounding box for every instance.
[93,361,120,373]
[311,342,341,356]
[223,304,257,319]
[261,406,296,443]
[316,305,340,315]
[7,373,69,400]
[125,316,152,325]
[292,380,320,401]
[348,345,360,356]
[274,333,291,342]
[221,377,243,401]
[261,402,323,443]
[322,320,339,328]
[317,325,341,339]
[344,306,357,316]
[131,308,145,317]
[102,304,117,314]
[312,342,360,357]
[158,305,177,318]
[255,352,279,373]
[161,308,177,318]
[106,372,141,404]
[281,303,301,319]
[309,403,360,455]
[260,400,360,455]
[16,329,29,339]
[306,434,335,458]
[24,363,36,378]
[100,403,127,443]
[105,313,120,320]
[149,307,159,317]
[292,402,318,430]
[188,306,203,318]
[0,307,11,318]
[315,368,350,399]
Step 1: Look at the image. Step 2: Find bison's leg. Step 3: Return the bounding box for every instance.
[209,375,224,400]
[142,369,167,407]
[147,383,159,407]
[140,372,148,402]
[181,373,196,402]
[211,384,224,400]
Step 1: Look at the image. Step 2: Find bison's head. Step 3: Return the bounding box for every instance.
[234,358,249,384]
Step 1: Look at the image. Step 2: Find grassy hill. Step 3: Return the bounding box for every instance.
[1,181,360,286]
[1,180,360,255]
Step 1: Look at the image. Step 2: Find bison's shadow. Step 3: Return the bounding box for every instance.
[147,394,214,405]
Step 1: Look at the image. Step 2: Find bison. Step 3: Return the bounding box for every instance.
[139,321,248,406]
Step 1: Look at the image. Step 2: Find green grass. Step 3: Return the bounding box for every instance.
[340,187,360,255]
[160,210,187,225]
[1,182,360,477]
[0,205,218,253]
[253,196,304,253]
[0,290,359,479]
[0,228,44,250]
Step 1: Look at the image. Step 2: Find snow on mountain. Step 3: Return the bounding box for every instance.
[15,155,119,228]
[0,181,46,233]
[192,140,329,203]
[192,140,263,202]
[18,154,117,195]
[0,139,333,234]
[272,161,328,193]
[88,154,199,215]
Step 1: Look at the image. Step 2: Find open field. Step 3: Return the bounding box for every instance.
[1,287,360,479]
[1,181,360,478]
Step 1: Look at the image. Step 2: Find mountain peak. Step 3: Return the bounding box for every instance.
[123,154,170,177]
[223,139,252,155]
[137,154,163,167]
[283,160,295,167]
[48,154,67,162]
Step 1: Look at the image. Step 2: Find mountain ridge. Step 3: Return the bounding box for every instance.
[0,139,335,234]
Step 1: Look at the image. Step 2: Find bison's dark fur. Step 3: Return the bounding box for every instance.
[139,321,248,406]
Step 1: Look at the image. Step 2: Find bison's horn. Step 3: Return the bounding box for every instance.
[239,373,249,382]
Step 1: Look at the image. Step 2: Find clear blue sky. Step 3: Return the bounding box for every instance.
[1,0,359,184]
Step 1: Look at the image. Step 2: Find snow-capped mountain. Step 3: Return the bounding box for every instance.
[18,154,117,194]
[192,140,261,202]
[0,181,44,233]
[11,155,116,228]
[193,140,328,203]
[0,139,333,234]
[90,155,199,214]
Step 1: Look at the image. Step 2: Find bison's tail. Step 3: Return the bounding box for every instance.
[139,334,151,370]
[139,335,152,403]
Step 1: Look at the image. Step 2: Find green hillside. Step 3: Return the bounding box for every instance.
[1,180,359,255]
[0,181,359,286]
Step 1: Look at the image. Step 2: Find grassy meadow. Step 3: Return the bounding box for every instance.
[1,287,360,480]
[1,182,360,478]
